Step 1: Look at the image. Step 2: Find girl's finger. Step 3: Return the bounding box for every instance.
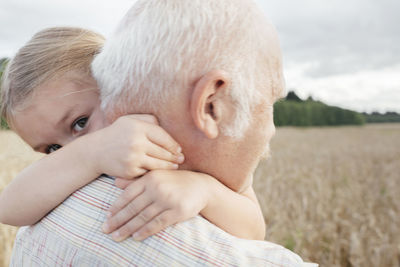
[146,142,184,164]
[141,156,179,171]
[131,167,148,178]
[114,178,135,189]
[103,192,152,235]
[146,125,182,155]
[124,114,159,125]
[106,179,144,220]
[111,203,163,242]
[132,210,178,241]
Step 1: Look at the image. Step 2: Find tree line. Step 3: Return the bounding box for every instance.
[273,91,366,126]
[362,111,400,123]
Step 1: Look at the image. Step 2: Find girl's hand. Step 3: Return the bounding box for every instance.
[87,114,184,179]
[102,170,213,241]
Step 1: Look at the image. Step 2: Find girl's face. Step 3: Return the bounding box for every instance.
[12,72,107,154]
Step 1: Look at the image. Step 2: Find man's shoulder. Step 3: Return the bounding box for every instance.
[12,176,305,266]
[172,217,304,266]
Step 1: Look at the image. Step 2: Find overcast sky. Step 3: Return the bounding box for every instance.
[1,0,399,113]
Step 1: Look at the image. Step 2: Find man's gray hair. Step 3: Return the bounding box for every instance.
[92,0,284,137]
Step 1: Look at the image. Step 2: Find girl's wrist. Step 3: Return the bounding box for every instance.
[199,174,219,212]
[74,133,102,178]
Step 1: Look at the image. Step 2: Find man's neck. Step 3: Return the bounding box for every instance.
[237,174,254,194]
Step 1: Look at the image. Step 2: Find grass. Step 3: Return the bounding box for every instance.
[1,124,399,266]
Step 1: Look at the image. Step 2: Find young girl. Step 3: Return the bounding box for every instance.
[0,27,265,242]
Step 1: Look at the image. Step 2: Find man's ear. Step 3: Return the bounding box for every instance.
[190,70,231,139]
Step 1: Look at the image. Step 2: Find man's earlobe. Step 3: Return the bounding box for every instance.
[190,70,231,139]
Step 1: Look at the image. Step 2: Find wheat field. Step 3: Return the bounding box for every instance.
[1,124,399,266]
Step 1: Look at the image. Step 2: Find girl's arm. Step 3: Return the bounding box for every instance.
[201,179,265,240]
[0,115,183,226]
[0,136,97,226]
[103,170,266,241]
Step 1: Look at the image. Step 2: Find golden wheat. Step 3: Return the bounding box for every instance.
[1,124,399,266]
[254,123,400,266]
[0,131,42,267]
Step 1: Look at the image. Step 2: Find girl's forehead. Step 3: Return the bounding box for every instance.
[34,77,98,102]
[31,79,73,102]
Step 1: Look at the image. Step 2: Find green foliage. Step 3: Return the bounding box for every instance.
[0,58,8,78]
[1,117,8,129]
[363,111,400,123]
[286,91,303,102]
[0,58,10,130]
[0,58,8,70]
[283,235,296,252]
[274,91,365,127]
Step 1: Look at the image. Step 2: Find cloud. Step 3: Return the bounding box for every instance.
[256,0,400,78]
[0,0,133,58]
[1,0,398,112]
[285,63,400,112]
[254,0,400,112]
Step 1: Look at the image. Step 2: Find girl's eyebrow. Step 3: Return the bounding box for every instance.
[56,106,77,129]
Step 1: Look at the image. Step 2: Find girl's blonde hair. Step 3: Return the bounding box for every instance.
[0,27,105,124]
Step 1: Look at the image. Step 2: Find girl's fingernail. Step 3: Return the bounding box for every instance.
[112,231,122,241]
[173,164,179,169]
[177,147,182,153]
[132,232,141,241]
[177,155,185,163]
[102,223,110,233]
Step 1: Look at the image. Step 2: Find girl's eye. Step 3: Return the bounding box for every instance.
[46,144,62,154]
[73,117,89,132]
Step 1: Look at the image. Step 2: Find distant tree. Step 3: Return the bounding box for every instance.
[285,91,303,102]
[0,57,9,76]
[0,117,7,129]
[274,91,365,127]
[0,58,10,129]
[0,57,8,66]
[364,111,400,123]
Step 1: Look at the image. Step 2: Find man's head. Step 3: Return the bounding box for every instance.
[92,0,285,192]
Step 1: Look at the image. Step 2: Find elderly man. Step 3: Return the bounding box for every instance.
[11,0,306,266]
